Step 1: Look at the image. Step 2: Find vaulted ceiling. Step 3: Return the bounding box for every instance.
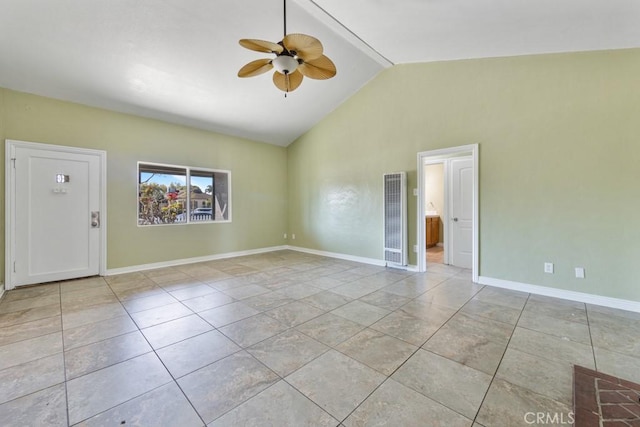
[1,0,638,146]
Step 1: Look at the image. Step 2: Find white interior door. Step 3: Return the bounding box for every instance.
[7,141,105,288]
[449,157,473,269]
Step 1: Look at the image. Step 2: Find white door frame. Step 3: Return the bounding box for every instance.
[5,139,107,290]
[417,144,479,281]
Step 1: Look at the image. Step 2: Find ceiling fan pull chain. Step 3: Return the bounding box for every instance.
[285,72,290,97]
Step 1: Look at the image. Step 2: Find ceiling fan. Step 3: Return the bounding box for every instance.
[237,0,337,95]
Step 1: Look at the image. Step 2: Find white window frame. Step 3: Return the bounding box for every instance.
[137,161,232,226]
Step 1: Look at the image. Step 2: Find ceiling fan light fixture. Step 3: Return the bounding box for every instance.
[272,55,299,74]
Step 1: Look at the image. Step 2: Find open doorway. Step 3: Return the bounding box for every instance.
[424,163,445,264]
[417,144,479,282]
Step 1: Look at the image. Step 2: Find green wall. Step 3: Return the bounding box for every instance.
[0,89,288,276]
[288,48,640,302]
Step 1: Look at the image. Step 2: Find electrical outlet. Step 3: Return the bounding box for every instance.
[544,262,554,274]
[292,234,296,240]
[413,245,418,253]
[575,267,585,279]
[283,233,287,239]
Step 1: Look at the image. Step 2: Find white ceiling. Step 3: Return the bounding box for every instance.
[1,0,638,146]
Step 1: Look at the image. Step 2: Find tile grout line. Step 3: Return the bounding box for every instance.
[139,269,253,426]
[200,266,424,424]
[60,276,179,424]
[333,279,485,424]
[584,304,599,374]
[53,263,348,425]
[105,261,349,425]
[58,282,72,427]
[470,291,530,426]
[105,274,209,426]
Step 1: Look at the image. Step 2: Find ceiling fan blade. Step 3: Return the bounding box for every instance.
[239,39,284,54]
[238,59,273,78]
[298,55,336,80]
[282,33,323,60]
[273,70,304,92]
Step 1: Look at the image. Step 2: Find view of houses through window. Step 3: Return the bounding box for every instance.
[138,162,230,225]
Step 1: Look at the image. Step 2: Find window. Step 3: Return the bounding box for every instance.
[137,162,231,225]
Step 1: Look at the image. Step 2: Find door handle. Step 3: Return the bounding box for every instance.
[91,211,100,228]
[452,217,459,222]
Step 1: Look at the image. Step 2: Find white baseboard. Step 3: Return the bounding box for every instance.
[287,245,388,267]
[286,245,418,272]
[100,246,638,313]
[478,276,640,313]
[106,244,410,277]
[106,246,289,276]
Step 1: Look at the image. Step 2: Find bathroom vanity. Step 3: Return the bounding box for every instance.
[426,215,440,248]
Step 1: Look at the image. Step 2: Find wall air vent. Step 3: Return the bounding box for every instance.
[383,172,407,267]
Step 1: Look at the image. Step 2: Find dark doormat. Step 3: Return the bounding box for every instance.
[573,365,640,426]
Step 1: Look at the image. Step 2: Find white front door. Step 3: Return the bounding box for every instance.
[7,141,105,288]
[450,157,473,268]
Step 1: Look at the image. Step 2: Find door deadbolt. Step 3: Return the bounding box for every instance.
[91,211,100,228]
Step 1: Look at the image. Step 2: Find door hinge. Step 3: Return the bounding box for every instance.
[13,261,16,273]
[11,158,16,168]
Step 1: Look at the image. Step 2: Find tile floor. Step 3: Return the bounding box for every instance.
[0,250,639,426]
[426,246,444,264]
